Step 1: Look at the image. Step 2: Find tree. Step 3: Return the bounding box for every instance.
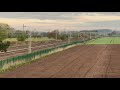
[47,30,59,39]
[0,30,7,41]
[31,31,42,38]
[59,34,68,40]
[17,31,27,41]
[0,23,12,52]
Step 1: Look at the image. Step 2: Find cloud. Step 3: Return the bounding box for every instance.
[0,12,120,31]
[76,15,120,23]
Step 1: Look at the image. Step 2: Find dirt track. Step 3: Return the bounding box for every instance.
[0,44,120,78]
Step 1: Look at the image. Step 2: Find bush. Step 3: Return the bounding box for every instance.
[59,35,68,40]
[0,41,10,52]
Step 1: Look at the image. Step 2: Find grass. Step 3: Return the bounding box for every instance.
[26,37,54,42]
[86,37,120,44]
[3,37,54,42]
[3,38,17,42]
[0,50,60,73]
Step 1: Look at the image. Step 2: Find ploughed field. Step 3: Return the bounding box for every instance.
[0,44,120,78]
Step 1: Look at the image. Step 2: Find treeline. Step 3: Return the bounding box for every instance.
[8,30,69,40]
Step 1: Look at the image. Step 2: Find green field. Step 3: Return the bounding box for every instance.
[86,37,120,44]
[3,37,55,42]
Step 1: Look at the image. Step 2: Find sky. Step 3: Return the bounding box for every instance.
[0,12,120,31]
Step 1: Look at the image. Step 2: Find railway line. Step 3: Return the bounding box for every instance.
[0,40,68,60]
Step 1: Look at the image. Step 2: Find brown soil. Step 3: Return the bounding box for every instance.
[0,44,119,78]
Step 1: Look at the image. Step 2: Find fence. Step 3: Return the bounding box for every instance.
[0,39,90,71]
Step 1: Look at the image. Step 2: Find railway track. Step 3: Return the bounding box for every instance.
[7,40,62,51]
[0,38,83,60]
[0,41,67,60]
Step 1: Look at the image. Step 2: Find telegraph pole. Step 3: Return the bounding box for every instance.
[95,31,97,38]
[55,24,58,41]
[23,24,26,32]
[78,31,80,39]
[56,29,58,41]
[28,30,32,53]
[77,31,80,42]
[70,31,71,43]
[68,30,71,43]
[69,31,71,43]
[79,31,81,39]
[23,24,26,40]
[104,32,106,37]
[83,32,85,44]
[90,31,91,39]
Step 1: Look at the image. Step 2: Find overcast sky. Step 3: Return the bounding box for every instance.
[0,12,120,31]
